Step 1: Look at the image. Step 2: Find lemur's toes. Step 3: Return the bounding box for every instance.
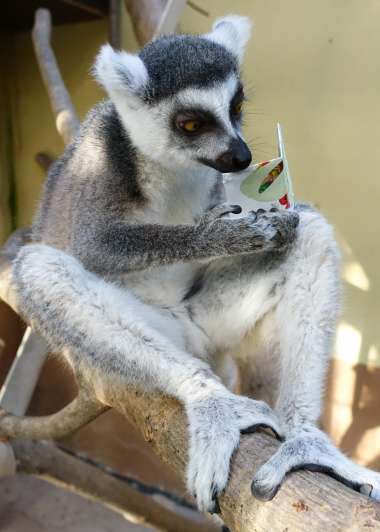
[241,422,283,442]
[251,425,380,504]
[251,474,282,502]
[209,203,242,220]
[229,204,243,214]
[359,483,373,497]
[210,484,222,514]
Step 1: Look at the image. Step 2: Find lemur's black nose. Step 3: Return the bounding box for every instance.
[215,138,252,173]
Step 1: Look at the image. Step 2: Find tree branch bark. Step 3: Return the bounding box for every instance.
[1,232,380,531]
[124,0,167,45]
[32,8,80,144]
[11,439,215,532]
[0,389,108,440]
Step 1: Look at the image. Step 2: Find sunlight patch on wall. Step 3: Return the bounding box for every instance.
[334,322,362,365]
[342,261,370,291]
[367,345,380,366]
[327,403,353,443]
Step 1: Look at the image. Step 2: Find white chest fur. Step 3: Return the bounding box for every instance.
[138,161,220,225]
[122,163,222,307]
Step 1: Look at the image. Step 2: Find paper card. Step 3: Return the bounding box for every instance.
[223,123,295,214]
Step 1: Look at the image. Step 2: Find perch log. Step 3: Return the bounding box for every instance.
[1,232,380,531]
[32,8,80,144]
[11,439,214,532]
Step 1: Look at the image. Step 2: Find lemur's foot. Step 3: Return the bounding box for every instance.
[251,425,380,502]
[185,392,282,513]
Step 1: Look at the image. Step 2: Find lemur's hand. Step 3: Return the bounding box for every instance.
[184,388,282,513]
[197,204,299,256]
[253,208,300,251]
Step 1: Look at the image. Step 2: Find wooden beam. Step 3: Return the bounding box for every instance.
[124,0,201,46]
[12,439,217,532]
[109,0,121,49]
[153,0,187,38]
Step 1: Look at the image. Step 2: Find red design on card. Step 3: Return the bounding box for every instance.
[279,194,290,209]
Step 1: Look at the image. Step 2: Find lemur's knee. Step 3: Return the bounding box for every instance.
[13,244,87,318]
[14,244,83,287]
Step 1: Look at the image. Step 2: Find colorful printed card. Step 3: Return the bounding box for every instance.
[223,123,295,214]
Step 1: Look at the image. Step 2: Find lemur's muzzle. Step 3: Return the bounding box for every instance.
[202,138,252,173]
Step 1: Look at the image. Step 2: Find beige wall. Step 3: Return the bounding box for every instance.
[1,1,379,464]
[4,6,139,233]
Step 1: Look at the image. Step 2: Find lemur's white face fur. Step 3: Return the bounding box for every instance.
[94,16,252,174]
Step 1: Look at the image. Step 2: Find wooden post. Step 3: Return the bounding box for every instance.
[32,8,79,144]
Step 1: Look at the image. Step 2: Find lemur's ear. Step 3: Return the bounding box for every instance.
[205,15,252,63]
[93,44,148,98]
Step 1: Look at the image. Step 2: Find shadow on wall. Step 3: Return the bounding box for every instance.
[323,235,380,470]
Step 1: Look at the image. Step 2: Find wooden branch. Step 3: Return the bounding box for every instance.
[12,439,216,532]
[153,0,187,38]
[125,0,187,45]
[0,389,108,440]
[35,152,55,173]
[124,0,167,45]
[32,8,80,144]
[109,0,121,49]
[1,232,380,531]
[0,327,48,416]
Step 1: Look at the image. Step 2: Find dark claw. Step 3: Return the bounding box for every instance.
[241,422,284,442]
[251,478,282,501]
[270,207,278,212]
[360,483,373,497]
[256,208,266,215]
[289,463,364,494]
[210,482,221,514]
[230,204,242,214]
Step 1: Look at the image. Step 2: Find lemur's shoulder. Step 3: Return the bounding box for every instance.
[33,100,145,246]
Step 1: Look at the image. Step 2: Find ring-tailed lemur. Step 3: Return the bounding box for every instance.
[13,16,380,512]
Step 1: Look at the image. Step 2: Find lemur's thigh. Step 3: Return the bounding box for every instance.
[186,208,380,503]
[13,244,284,512]
[184,251,286,354]
[12,244,210,390]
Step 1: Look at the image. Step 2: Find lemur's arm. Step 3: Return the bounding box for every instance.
[74,205,299,274]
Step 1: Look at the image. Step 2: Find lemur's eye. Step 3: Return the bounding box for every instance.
[179,119,202,133]
[232,101,244,115]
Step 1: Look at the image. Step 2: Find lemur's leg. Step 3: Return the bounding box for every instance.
[185,206,380,502]
[12,243,281,513]
[249,208,380,502]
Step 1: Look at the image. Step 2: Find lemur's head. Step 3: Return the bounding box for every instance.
[94,16,252,174]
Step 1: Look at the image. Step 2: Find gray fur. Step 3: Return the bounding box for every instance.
[33,99,297,275]
[139,35,238,103]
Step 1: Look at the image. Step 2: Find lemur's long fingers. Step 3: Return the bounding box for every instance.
[251,431,380,502]
[206,203,242,221]
[235,397,283,442]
